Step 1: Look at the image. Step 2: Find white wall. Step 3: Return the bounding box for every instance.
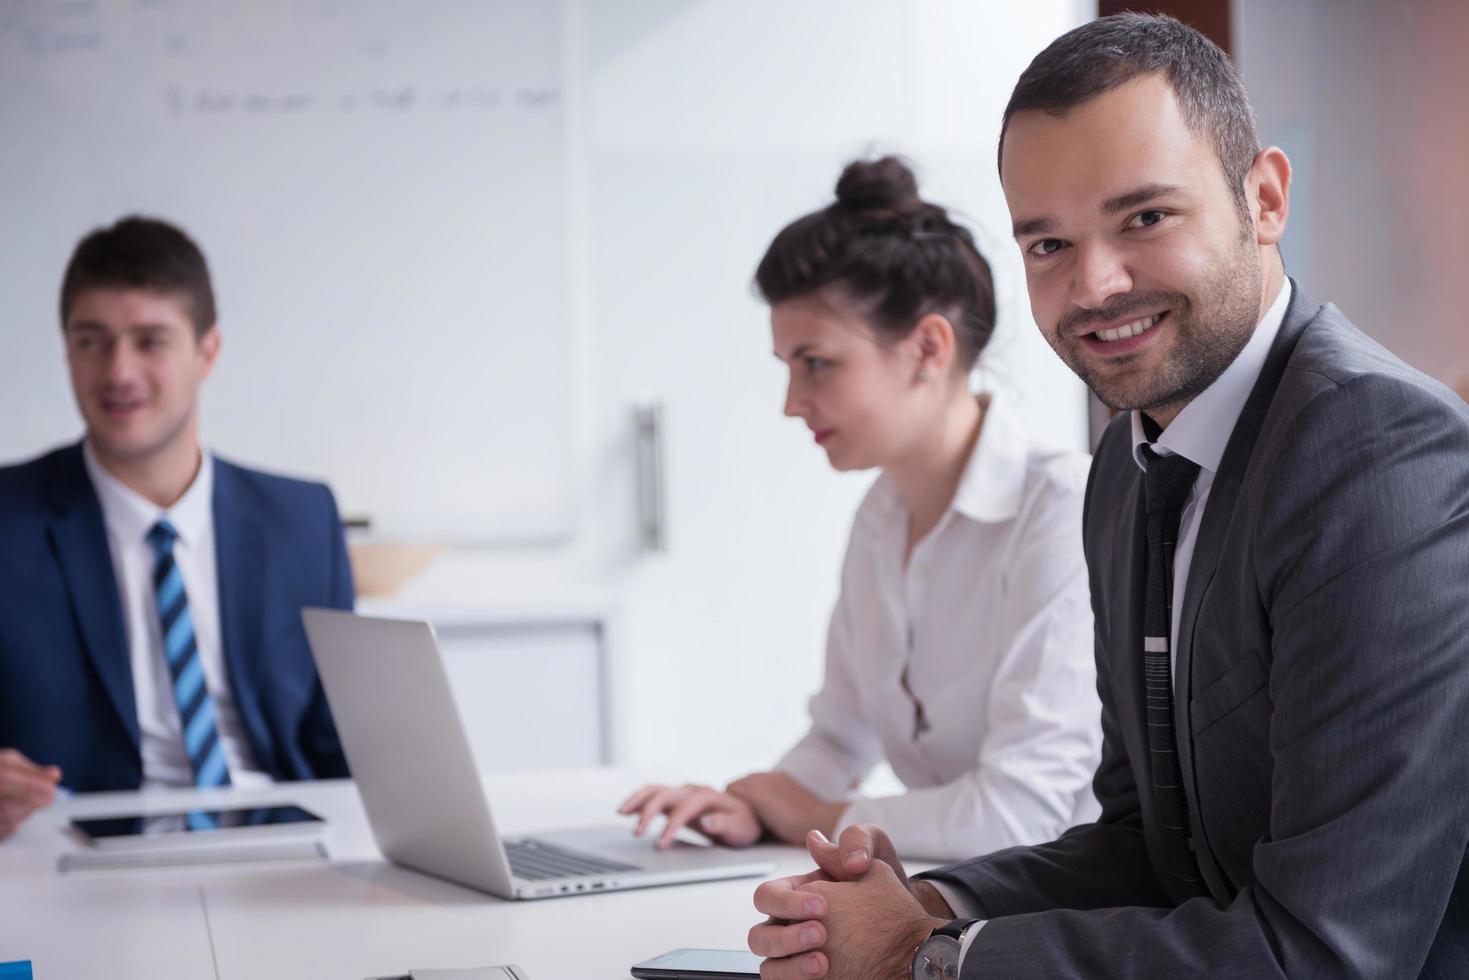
[1235,0,1469,397]
[0,0,576,541]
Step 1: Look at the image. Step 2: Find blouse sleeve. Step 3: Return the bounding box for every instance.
[835,469,1101,861]
[774,534,887,802]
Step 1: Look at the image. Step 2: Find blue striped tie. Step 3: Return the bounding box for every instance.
[147,520,231,818]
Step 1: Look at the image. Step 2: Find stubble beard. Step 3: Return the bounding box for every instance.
[1052,236,1264,417]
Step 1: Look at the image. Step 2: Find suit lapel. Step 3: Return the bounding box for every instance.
[45,444,139,749]
[212,460,270,765]
[1173,280,1320,897]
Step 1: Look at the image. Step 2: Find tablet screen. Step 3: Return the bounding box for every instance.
[71,804,323,842]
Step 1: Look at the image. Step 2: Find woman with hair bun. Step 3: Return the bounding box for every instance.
[620,157,1100,861]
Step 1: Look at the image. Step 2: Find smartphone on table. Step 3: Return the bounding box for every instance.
[630,948,761,979]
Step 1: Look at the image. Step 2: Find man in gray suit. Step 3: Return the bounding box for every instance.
[746,14,1469,979]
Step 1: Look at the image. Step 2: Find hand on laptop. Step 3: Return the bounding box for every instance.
[619,783,763,849]
[620,771,849,850]
[0,748,62,840]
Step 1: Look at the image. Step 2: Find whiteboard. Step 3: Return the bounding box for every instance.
[0,0,571,541]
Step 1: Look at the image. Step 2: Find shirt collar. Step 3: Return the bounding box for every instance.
[951,392,1029,524]
[82,440,214,550]
[1131,278,1292,472]
[868,391,1030,528]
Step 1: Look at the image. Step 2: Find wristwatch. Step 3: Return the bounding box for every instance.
[911,919,979,979]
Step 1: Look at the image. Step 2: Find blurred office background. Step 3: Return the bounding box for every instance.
[1,0,1464,781]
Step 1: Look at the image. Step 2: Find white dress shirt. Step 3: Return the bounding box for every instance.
[945,280,1293,965]
[1129,279,1291,668]
[775,393,1102,862]
[83,442,270,789]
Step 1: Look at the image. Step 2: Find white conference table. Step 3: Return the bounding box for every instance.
[0,768,825,979]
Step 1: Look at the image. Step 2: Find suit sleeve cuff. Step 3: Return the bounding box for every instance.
[957,919,986,970]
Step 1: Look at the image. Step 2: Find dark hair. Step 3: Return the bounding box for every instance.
[999,13,1260,213]
[60,216,217,337]
[754,156,996,370]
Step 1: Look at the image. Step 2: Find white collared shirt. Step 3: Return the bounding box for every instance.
[83,443,270,789]
[1129,279,1292,665]
[776,394,1102,861]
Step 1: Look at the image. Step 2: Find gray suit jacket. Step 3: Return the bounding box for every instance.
[920,282,1469,978]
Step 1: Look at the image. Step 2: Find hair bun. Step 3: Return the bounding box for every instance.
[834,156,920,213]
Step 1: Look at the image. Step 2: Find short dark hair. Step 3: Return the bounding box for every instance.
[60,216,217,337]
[755,156,996,370]
[999,13,1260,213]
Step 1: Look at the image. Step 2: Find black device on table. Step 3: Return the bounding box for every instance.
[630,948,761,979]
[70,804,324,847]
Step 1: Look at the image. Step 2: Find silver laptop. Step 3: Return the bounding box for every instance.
[302,608,773,899]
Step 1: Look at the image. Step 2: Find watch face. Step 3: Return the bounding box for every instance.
[912,936,961,979]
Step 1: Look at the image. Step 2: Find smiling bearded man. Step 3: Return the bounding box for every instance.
[743,13,1469,980]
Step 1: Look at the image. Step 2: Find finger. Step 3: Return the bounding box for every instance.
[704,796,763,846]
[805,829,857,880]
[0,771,59,804]
[0,761,59,790]
[825,823,892,877]
[632,787,685,838]
[851,822,902,870]
[748,918,826,958]
[617,784,663,815]
[658,789,721,849]
[701,811,738,837]
[0,749,55,777]
[758,951,828,979]
[753,871,830,921]
[0,756,52,781]
[836,824,875,875]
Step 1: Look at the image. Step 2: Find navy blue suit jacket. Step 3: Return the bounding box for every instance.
[0,442,352,792]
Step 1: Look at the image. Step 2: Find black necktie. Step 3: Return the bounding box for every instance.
[1141,444,1201,886]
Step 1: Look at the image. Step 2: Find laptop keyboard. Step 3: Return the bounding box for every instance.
[505,838,642,881]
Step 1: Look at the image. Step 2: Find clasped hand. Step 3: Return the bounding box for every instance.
[747,824,954,980]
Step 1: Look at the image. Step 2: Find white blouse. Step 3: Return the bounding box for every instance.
[775,394,1102,860]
